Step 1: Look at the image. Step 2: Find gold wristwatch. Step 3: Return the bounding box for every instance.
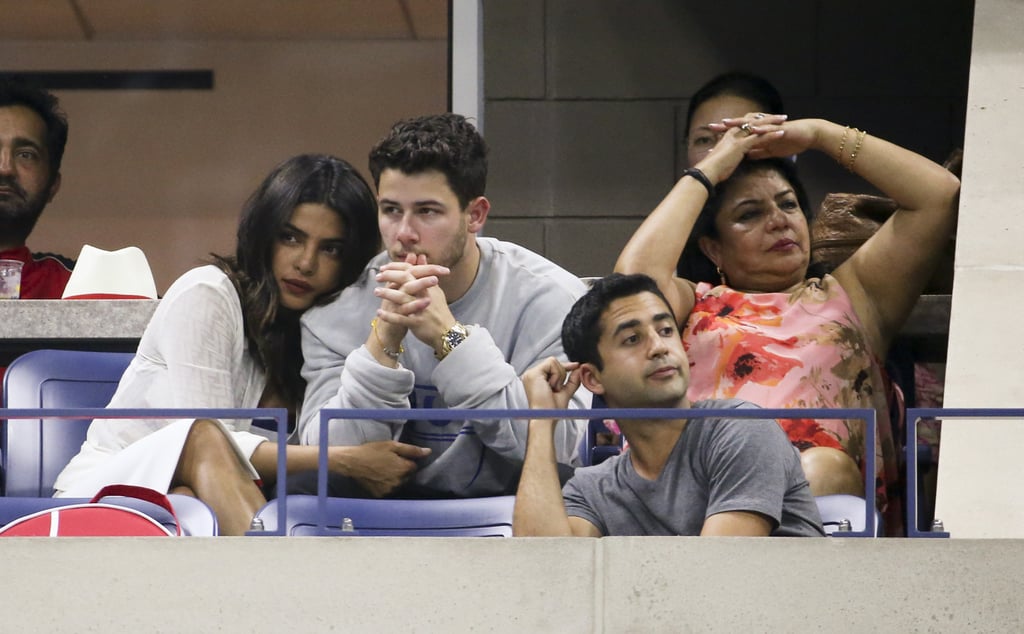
[436,322,469,360]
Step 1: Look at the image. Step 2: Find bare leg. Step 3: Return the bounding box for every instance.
[800,446,864,497]
[172,419,266,536]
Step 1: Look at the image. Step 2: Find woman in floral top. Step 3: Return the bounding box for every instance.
[616,114,960,535]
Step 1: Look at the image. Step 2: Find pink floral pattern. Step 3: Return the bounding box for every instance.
[684,275,901,534]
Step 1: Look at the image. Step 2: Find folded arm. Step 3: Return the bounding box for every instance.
[433,327,589,466]
[299,341,415,447]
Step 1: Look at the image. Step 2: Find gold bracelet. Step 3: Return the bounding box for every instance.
[837,126,850,164]
[371,318,403,360]
[847,128,867,172]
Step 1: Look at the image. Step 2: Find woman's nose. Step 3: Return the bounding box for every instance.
[295,246,316,274]
[766,204,789,230]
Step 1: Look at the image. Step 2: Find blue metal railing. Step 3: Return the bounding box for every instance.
[904,408,1024,538]
[1,408,290,536]
[318,406,878,538]
[0,405,880,537]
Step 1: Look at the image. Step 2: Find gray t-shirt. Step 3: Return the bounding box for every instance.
[563,399,825,537]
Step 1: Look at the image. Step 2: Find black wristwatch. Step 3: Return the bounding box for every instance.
[436,323,469,360]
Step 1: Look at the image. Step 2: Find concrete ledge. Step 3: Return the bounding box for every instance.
[0,537,1020,632]
[0,300,157,340]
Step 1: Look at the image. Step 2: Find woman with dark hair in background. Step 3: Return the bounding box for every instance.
[683,71,784,169]
[55,154,427,534]
[618,114,959,534]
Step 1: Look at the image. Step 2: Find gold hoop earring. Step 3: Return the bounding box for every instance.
[716,266,728,287]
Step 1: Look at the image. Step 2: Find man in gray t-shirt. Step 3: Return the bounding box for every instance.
[514,273,824,537]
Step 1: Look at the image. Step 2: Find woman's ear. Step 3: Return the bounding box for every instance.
[698,235,722,269]
[579,363,606,396]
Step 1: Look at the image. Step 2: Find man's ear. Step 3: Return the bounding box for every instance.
[579,363,606,397]
[46,172,61,203]
[697,235,721,269]
[466,196,490,233]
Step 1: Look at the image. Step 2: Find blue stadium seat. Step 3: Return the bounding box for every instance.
[1,349,219,535]
[581,394,624,466]
[2,349,133,496]
[255,494,515,536]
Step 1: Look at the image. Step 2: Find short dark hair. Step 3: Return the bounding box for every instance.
[685,71,784,137]
[368,113,487,209]
[562,273,676,370]
[0,76,69,177]
[677,157,816,284]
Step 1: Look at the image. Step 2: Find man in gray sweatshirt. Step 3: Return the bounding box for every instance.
[295,113,588,498]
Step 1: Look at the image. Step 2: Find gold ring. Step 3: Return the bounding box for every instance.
[754,113,766,119]
[740,123,753,134]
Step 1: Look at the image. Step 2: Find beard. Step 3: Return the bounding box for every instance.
[429,229,466,270]
[0,176,48,244]
[388,214,469,270]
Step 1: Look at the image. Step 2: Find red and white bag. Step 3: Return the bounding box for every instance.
[0,485,182,537]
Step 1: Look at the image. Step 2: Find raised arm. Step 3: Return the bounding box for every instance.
[513,358,601,537]
[737,117,960,351]
[615,114,788,325]
[825,123,958,351]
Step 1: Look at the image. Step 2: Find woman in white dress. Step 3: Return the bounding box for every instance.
[54,155,431,535]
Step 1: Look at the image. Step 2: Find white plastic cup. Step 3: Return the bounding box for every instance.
[0,258,24,299]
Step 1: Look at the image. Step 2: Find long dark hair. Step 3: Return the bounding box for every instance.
[677,158,820,285]
[214,154,380,408]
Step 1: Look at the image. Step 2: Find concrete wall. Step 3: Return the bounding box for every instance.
[481,0,972,277]
[2,537,1022,632]
[2,40,447,292]
[934,0,1024,537]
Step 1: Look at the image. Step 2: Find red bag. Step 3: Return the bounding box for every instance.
[0,485,182,537]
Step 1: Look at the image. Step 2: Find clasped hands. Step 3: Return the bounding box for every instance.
[372,253,456,359]
[697,112,822,185]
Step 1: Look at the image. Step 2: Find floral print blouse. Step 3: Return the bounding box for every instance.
[683,275,901,534]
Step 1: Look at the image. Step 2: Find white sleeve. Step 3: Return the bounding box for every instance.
[154,277,269,458]
[156,278,247,409]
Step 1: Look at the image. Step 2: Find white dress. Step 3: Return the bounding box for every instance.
[53,265,270,497]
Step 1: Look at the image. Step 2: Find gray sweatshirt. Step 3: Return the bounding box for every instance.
[299,238,590,497]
